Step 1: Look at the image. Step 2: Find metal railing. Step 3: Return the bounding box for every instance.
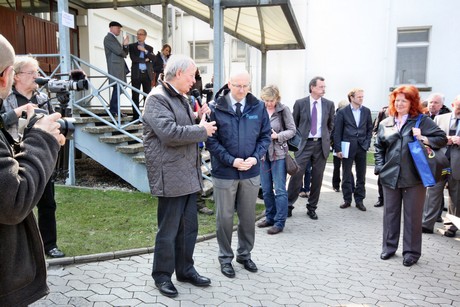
[33,54,148,143]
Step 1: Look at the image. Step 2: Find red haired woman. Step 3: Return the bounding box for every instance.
[374,85,447,266]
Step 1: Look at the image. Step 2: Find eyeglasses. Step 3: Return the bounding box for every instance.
[231,84,250,90]
[0,65,12,77]
[137,33,146,36]
[17,70,40,76]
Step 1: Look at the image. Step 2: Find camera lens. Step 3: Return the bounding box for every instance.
[57,118,76,139]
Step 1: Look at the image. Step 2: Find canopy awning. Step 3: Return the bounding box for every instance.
[69,0,305,52]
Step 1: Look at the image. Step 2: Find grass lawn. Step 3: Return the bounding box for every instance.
[50,186,265,257]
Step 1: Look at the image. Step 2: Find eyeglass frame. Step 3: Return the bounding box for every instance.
[15,70,40,76]
[231,83,250,90]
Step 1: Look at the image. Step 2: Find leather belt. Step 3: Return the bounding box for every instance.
[307,138,321,141]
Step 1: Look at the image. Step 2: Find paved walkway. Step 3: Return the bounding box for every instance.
[32,165,460,306]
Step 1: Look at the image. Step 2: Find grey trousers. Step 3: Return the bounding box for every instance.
[213,176,260,265]
[422,177,447,230]
[382,184,426,260]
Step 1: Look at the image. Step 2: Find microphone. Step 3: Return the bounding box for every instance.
[191,89,203,108]
[191,89,209,121]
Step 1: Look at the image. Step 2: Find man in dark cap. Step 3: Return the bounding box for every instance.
[104,21,129,117]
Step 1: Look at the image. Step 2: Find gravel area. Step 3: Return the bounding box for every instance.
[55,157,137,191]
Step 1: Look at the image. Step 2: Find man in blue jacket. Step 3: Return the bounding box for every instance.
[206,70,271,278]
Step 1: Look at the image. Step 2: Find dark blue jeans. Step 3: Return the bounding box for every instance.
[260,158,288,229]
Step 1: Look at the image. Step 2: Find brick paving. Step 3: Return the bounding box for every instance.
[32,164,460,306]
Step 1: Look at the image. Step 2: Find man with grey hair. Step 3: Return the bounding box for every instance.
[0,35,65,306]
[142,54,217,298]
[426,93,450,119]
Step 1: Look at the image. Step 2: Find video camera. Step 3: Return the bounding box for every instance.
[31,70,89,139]
[35,70,88,93]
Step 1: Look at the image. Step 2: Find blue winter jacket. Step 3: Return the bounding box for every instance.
[206,89,271,180]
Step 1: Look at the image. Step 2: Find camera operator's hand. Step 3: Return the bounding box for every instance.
[26,105,66,146]
[15,103,37,118]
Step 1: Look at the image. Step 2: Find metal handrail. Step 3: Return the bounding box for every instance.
[31,53,148,143]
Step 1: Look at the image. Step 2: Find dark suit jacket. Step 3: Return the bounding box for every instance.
[103,33,129,81]
[334,104,373,157]
[434,113,460,180]
[128,42,155,81]
[292,96,335,158]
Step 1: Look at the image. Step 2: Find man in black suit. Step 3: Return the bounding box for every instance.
[129,29,156,120]
[287,76,335,220]
[334,88,373,211]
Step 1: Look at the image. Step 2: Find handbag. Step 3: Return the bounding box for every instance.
[285,152,300,176]
[287,129,302,152]
[408,115,449,187]
[279,108,302,151]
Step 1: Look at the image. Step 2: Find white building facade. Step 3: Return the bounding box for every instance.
[76,0,460,111]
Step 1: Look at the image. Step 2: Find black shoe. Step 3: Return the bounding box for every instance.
[220,263,235,278]
[374,200,384,207]
[176,273,211,287]
[287,205,294,217]
[356,202,367,211]
[257,220,273,228]
[46,247,65,258]
[155,281,178,298]
[306,209,318,220]
[333,188,340,192]
[267,226,283,235]
[236,258,258,272]
[380,252,395,260]
[403,258,418,267]
[436,216,443,223]
[444,229,456,237]
[340,202,351,209]
[422,227,433,234]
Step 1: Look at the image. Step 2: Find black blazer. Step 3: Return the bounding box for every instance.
[128,42,155,81]
[292,96,335,159]
[333,104,373,157]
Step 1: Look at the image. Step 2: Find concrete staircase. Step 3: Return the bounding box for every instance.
[72,107,213,194]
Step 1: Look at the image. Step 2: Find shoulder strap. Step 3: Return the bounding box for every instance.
[413,114,423,141]
[279,108,286,131]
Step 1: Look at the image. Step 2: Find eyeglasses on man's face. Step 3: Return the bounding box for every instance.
[137,33,146,36]
[231,84,250,90]
[17,70,40,76]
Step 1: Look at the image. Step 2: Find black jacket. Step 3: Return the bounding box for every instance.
[374,114,447,189]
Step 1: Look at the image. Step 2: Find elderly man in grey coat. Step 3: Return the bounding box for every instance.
[142,54,217,298]
[103,21,129,117]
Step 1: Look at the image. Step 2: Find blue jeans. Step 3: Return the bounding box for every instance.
[260,158,288,229]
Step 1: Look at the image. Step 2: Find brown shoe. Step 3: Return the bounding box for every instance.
[340,202,351,209]
[257,220,273,228]
[267,226,283,235]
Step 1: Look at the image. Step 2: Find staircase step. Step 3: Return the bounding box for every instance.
[74,116,134,124]
[83,124,143,134]
[202,179,213,196]
[73,107,133,116]
[100,133,143,144]
[133,155,145,163]
[116,143,144,154]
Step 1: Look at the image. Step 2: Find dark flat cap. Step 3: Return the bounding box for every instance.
[109,21,122,28]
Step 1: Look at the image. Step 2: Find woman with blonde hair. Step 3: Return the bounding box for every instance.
[257,85,296,234]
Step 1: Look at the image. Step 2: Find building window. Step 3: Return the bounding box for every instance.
[395,28,430,85]
[190,41,212,61]
[232,39,246,62]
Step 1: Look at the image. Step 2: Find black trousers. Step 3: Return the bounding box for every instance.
[332,155,341,190]
[341,147,367,203]
[152,194,198,283]
[37,179,57,252]
[131,72,151,120]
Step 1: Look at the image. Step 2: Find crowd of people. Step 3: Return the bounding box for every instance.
[1,20,460,304]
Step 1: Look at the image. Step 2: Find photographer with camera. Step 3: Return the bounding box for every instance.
[0,55,65,259]
[0,35,65,306]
